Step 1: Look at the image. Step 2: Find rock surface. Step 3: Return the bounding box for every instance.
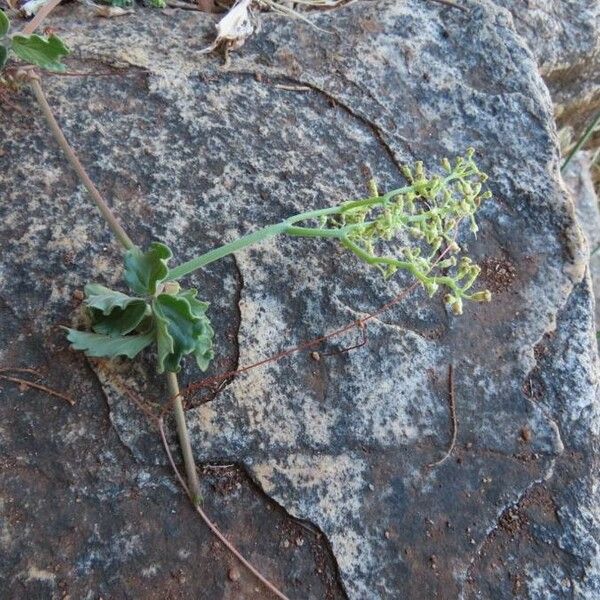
[1,1,599,599]
[564,151,600,329]
[493,0,600,147]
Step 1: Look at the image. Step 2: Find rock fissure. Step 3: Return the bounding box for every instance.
[461,461,558,593]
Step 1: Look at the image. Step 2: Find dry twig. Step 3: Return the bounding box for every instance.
[427,364,457,467]
[158,418,290,600]
[0,367,75,405]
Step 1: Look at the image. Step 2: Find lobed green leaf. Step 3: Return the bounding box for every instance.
[153,293,214,373]
[101,0,134,7]
[85,283,143,314]
[91,304,150,337]
[0,10,9,37]
[11,34,70,72]
[124,242,172,296]
[85,283,149,336]
[65,329,153,359]
[179,289,214,370]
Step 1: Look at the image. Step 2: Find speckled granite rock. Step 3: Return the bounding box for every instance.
[493,0,600,147]
[1,1,599,599]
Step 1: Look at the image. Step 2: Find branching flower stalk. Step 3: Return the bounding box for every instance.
[167,149,492,315]
[59,149,491,509]
[62,150,492,376]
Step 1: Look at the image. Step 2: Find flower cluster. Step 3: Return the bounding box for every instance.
[318,148,492,314]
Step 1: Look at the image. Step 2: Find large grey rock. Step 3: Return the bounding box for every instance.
[1,1,599,598]
[493,0,600,147]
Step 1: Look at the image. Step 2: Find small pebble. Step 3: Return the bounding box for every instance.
[228,567,240,582]
[311,351,321,361]
[295,537,305,547]
[520,427,533,443]
[384,530,390,539]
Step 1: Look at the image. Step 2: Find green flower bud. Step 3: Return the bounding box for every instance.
[437,256,457,269]
[415,161,424,179]
[471,290,492,302]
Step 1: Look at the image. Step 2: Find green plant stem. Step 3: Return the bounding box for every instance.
[562,110,600,172]
[29,77,135,250]
[167,222,289,280]
[168,209,471,297]
[167,372,202,505]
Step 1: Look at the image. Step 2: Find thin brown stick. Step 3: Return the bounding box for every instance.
[158,418,290,600]
[21,0,63,35]
[28,77,135,250]
[427,364,457,467]
[0,373,75,405]
[322,320,368,356]
[43,71,123,78]
[0,367,42,376]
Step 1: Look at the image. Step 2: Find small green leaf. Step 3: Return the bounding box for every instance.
[11,34,70,72]
[84,283,143,314]
[0,46,7,71]
[124,242,172,296]
[65,329,153,359]
[178,289,214,370]
[178,288,210,316]
[91,303,150,337]
[153,293,214,373]
[154,294,197,373]
[84,283,149,336]
[0,10,10,37]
